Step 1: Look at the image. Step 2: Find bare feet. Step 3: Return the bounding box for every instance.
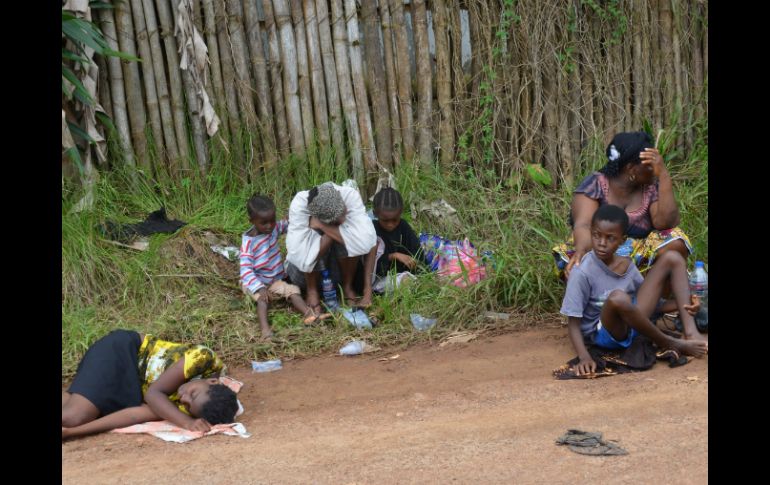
[342,284,359,306]
[684,331,708,345]
[259,328,274,342]
[358,293,372,308]
[306,287,321,312]
[669,336,708,358]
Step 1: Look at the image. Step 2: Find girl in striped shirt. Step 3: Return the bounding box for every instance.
[241,195,322,340]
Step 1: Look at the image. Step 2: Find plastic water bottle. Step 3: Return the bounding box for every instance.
[410,313,437,331]
[342,308,373,329]
[689,261,708,331]
[689,261,708,298]
[251,359,283,373]
[321,269,339,312]
[339,340,366,356]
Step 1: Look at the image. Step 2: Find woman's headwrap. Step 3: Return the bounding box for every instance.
[307,182,346,224]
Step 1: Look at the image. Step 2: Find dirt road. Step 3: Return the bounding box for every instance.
[62,326,708,484]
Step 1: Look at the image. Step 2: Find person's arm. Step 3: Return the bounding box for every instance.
[240,237,266,295]
[144,359,211,432]
[391,252,417,270]
[62,404,159,440]
[566,194,599,279]
[310,216,346,245]
[315,233,334,265]
[644,148,681,229]
[567,317,596,376]
[286,192,322,273]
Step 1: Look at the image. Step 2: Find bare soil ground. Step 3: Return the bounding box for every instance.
[62,325,708,484]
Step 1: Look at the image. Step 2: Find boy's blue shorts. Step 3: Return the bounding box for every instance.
[592,321,637,349]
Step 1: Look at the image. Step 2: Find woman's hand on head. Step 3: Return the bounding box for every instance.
[640,147,666,178]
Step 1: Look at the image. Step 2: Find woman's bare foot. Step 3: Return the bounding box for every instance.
[669,336,708,358]
[342,284,360,305]
[358,292,372,308]
[306,288,321,312]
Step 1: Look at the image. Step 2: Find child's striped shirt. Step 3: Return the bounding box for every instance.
[240,220,288,294]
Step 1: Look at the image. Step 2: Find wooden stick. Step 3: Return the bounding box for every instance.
[361,0,393,168]
[273,0,307,155]
[315,0,346,169]
[330,0,363,181]
[388,0,414,161]
[412,0,433,167]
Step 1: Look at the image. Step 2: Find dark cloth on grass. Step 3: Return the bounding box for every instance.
[102,207,187,242]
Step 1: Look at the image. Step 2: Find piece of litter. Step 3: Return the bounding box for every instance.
[103,238,150,251]
[339,340,378,356]
[439,331,478,347]
[410,314,437,331]
[484,311,510,321]
[342,309,373,329]
[686,376,699,382]
[378,354,400,362]
[211,245,239,261]
[556,429,628,456]
[251,359,283,373]
[396,412,404,417]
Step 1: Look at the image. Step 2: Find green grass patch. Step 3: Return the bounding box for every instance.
[62,127,707,376]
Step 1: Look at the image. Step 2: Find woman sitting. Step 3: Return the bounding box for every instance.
[553,131,692,281]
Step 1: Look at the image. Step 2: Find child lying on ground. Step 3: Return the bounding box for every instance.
[560,204,708,376]
[240,195,323,339]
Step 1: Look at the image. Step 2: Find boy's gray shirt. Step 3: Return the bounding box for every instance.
[560,251,643,337]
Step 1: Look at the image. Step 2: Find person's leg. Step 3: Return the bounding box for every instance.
[601,288,707,357]
[654,238,689,261]
[303,270,321,312]
[358,244,378,307]
[256,290,272,340]
[62,393,101,428]
[272,280,321,323]
[244,285,272,340]
[338,255,360,305]
[652,239,689,296]
[636,251,708,343]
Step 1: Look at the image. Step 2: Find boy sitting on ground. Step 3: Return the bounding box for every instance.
[560,204,708,376]
[240,195,322,340]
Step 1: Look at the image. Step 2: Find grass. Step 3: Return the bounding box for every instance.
[62,124,708,377]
